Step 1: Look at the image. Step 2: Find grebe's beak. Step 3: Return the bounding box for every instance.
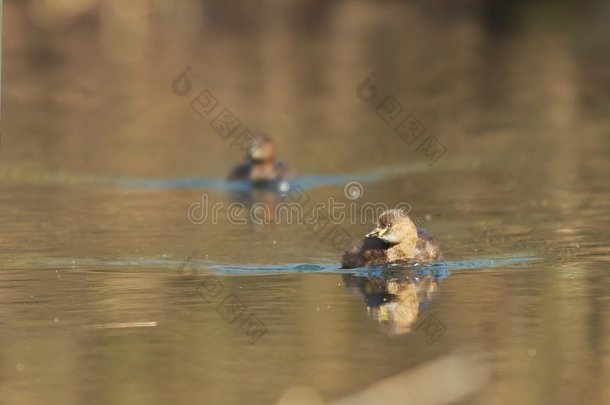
[366,227,387,238]
[249,145,266,162]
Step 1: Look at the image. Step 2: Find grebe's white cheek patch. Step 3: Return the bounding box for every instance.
[381,233,401,244]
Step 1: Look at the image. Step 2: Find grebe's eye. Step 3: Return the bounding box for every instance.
[385,223,391,228]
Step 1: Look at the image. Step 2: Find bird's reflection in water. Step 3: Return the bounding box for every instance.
[227,134,294,226]
[343,266,449,336]
[229,181,292,226]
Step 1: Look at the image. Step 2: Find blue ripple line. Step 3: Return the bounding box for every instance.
[5,256,536,276]
[207,256,535,276]
[113,162,433,191]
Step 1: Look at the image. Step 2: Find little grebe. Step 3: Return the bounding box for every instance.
[342,209,442,268]
[227,134,290,185]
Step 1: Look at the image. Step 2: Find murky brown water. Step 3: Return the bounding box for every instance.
[1,1,609,404]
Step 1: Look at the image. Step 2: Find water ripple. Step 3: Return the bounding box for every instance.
[1,256,536,277]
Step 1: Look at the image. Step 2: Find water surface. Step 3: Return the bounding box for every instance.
[1,1,610,404]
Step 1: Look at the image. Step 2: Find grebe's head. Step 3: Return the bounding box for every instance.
[366,209,417,244]
[247,134,276,164]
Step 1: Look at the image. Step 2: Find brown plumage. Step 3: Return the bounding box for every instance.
[341,236,392,269]
[227,134,291,184]
[341,209,443,268]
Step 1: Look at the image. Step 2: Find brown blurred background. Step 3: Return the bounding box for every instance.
[2,0,609,177]
[1,2,609,405]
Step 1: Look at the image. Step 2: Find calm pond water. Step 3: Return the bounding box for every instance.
[1,1,609,404]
